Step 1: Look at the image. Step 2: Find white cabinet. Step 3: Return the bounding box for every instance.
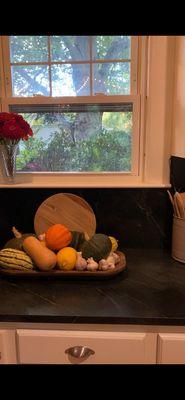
[0,330,17,364]
[16,329,156,364]
[157,333,185,364]
[3,325,185,364]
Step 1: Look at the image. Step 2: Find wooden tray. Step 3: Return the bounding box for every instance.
[0,251,126,279]
[34,193,96,238]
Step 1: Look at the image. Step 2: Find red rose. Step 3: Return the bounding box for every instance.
[0,112,13,122]
[0,112,33,141]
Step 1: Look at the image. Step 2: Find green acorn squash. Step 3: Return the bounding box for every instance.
[3,227,35,251]
[81,233,112,262]
[69,231,86,251]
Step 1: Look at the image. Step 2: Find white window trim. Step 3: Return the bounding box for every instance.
[0,36,174,188]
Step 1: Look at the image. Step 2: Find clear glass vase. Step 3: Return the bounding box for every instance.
[0,142,19,183]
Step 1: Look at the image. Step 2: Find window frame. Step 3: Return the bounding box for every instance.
[2,35,138,97]
[0,35,151,188]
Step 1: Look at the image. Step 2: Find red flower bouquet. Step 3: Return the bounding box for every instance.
[0,112,33,144]
[0,112,34,182]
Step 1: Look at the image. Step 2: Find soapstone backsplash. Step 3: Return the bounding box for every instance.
[0,188,173,250]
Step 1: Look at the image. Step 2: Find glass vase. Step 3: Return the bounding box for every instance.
[0,142,19,183]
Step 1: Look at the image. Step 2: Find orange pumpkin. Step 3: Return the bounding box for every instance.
[45,224,72,251]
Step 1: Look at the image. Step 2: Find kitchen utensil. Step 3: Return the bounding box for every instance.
[34,193,96,238]
[175,192,185,219]
[173,193,181,218]
[179,192,185,210]
[167,190,176,215]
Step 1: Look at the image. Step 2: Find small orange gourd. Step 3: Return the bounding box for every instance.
[45,224,72,251]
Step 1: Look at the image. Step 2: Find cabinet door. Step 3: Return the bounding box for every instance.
[157,333,185,364]
[17,329,156,364]
[0,330,17,364]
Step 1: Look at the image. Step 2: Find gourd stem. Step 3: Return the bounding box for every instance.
[12,226,22,238]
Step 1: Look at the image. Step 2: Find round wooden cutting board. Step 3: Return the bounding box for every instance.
[34,193,96,238]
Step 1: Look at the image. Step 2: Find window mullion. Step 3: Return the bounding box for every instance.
[89,36,93,95]
[48,36,52,96]
[1,36,12,98]
[0,38,6,103]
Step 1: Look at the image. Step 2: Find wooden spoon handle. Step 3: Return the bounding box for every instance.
[167,190,176,216]
[175,192,185,219]
[174,195,181,218]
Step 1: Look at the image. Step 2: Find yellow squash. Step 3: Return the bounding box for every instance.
[57,247,77,270]
[109,236,118,252]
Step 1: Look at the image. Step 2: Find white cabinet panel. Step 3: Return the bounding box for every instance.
[0,330,17,364]
[158,333,185,364]
[17,329,156,364]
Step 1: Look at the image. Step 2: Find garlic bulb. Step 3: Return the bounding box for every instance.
[87,257,99,271]
[99,257,116,271]
[106,254,115,265]
[38,233,46,241]
[75,252,87,270]
[107,263,115,270]
[111,252,120,264]
[99,259,109,271]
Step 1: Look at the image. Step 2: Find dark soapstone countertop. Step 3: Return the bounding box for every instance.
[0,248,185,326]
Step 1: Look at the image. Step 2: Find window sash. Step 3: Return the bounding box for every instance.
[3,95,140,176]
[1,36,138,97]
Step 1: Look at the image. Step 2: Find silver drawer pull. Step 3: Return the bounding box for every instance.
[65,346,95,359]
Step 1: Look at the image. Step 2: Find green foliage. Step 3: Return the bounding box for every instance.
[103,111,132,132]
[16,137,47,170]
[16,128,131,172]
[93,36,130,59]
[10,36,48,63]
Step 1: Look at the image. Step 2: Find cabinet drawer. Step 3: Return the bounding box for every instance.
[157,333,185,364]
[17,329,156,364]
[0,330,17,364]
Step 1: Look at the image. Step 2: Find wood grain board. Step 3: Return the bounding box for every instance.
[0,251,126,279]
[34,193,96,238]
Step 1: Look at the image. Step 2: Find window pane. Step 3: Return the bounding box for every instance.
[92,36,131,60]
[12,104,132,173]
[51,64,90,96]
[93,62,130,95]
[50,36,90,61]
[11,65,50,96]
[10,36,48,62]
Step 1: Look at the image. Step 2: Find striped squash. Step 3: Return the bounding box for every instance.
[0,248,34,270]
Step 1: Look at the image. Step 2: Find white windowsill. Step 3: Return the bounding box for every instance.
[0,183,171,188]
[0,172,171,188]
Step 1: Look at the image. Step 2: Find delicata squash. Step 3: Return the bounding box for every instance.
[23,236,57,271]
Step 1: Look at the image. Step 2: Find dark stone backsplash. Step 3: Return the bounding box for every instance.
[0,188,173,250]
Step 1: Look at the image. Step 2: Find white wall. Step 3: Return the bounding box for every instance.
[144,36,175,185]
[172,37,185,157]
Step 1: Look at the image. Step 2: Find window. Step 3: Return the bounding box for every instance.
[8,36,132,97]
[0,35,147,186]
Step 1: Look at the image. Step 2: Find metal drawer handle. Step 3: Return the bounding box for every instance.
[65,346,95,359]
